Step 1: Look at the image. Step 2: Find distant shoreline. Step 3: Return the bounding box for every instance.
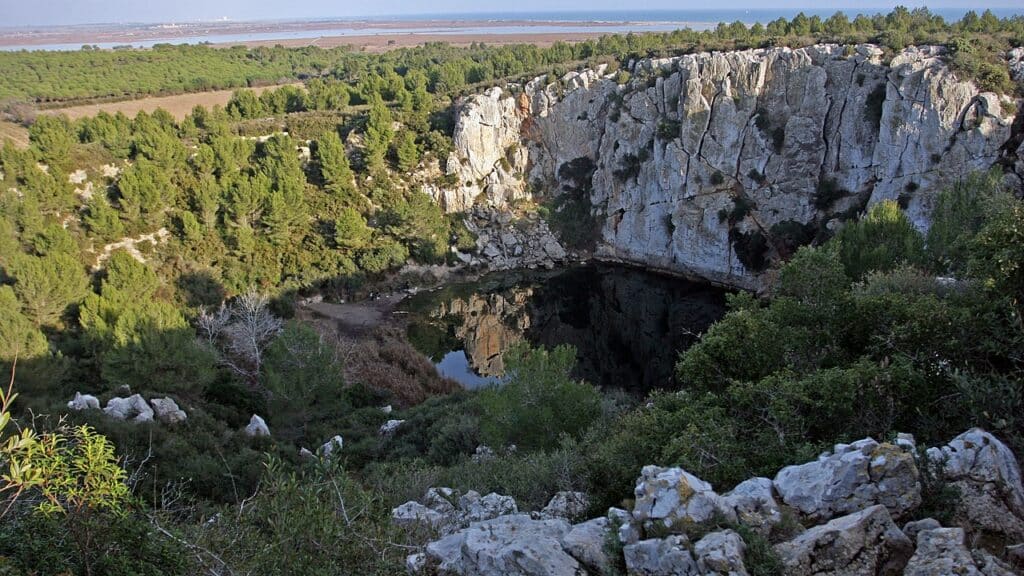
[0,19,702,51]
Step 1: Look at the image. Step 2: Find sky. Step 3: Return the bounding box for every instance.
[2,0,1021,27]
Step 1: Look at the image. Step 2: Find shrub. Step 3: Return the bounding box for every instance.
[835,200,924,279]
[476,344,602,451]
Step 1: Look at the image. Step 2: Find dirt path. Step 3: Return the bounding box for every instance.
[39,83,301,121]
[298,293,406,337]
[0,120,29,148]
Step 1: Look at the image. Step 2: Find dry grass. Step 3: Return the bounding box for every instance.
[38,83,300,121]
[0,120,29,148]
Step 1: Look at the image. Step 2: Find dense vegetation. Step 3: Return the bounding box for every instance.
[0,7,1023,575]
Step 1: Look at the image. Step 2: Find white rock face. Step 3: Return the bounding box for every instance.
[149,397,187,424]
[774,505,913,576]
[441,44,1022,289]
[632,465,734,530]
[693,530,748,575]
[67,392,100,411]
[926,428,1024,540]
[103,394,154,423]
[244,414,270,437]
[773,437,921,522]
[904,527,1015,576]
[721,476,782,535]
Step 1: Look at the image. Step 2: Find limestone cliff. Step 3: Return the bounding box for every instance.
[432,44,1022,289]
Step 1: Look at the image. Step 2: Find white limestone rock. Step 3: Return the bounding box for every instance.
[67,392,100,411]
[318,435,344,458]
[772,437,921,522]
[632,465,735,531]
[623,536,698,575]
[774,505,913,576]
[103,394,154,423]
[380,419,405,436]
[149,397,187,424]
[539,491,589,521]
[904,527,1015,576]
[722,477,782,536]
[694,530,748,576]
[244,414,270,437]
[926,428,1024,541]
[561,517,614,575]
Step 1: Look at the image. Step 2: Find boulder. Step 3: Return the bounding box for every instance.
[721,477,782,535]
[103,394,154,423]
[623,536,698,575]
[903,527,1015,576]
[609,507,640,545]
[392,487,517,537]
[561,517,614,575]
[774,505,913,576]
[539,491,589,521]
[244,414,270,437]
[773,437,920,522]
[380,419,405,436]
[694,530,748,575]
[902,518,941,543]
[632,466,734,530]
[421,514,585,575]
[67,392,100,411]
[318,435,344,458]
[149,397,187,424]
[299,447,315,459]
[459,490,518,523]
[926,428,1024,541]
[472,445,496,463]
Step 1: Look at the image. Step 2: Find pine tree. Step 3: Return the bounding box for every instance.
[363,96,393,172]
[316,131,355,196]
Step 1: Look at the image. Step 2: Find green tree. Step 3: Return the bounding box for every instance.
[28,115,75,175]
[0,287,49,360]
[116,159,177,230]
[392,130,420,173]
[315,130,355,196]
[835,200,924,279]
[333,207,372,249]
[363,96,393,172]
[8,252,89,327]
[476,344,602,451]
[83,194,125,242]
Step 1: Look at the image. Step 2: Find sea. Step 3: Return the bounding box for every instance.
[2,8,1022,52]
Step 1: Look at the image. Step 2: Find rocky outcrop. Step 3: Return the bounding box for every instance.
[774,504,913,575]
[103,394,154,423]
[537,491,589,521]
[773,436,921,522]
[318,435,344,458]
[440,44,1022,289]
[458,207,568,272]
[904,527,1016,576]
[380,419,405,436]
[422,514,585,575]
[926,428,1024,541]
[67,392,100,411]
[404,429,1024,575]
[244,414,270,437]
[149,397,187,424]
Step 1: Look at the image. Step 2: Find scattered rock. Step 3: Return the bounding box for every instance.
[774,505,913,576]
[902,518,941,543]
[459,490,518,523]
[773,437,921,522]
[539,491,589,520]
[68,169,88,184]
[420,514,584,575]
[904,527,1015,576]
[694,530,748,575]
[632,465,734,530]
[67,392,100,411]
[103,394,154,423]
[562,517,613,575]
[926,428,1024,541]
[609,507,641,545]
[299,447,315,459]
[722,476,782,535]
[471,445,496,463]
[381,404,393,414]
[380,419,404,436]
[624,536,698,575]
[149,397,187,424]
[392,487,517,537]
[244,414,270,437]
[318,435,344,458]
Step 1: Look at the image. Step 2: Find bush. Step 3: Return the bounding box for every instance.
[835,200,924,279]
[476,344,602,451]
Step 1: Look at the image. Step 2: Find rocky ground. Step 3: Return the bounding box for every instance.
[392,428,1024,575]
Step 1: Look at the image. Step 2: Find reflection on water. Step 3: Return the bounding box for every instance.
[401,265,728,391]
